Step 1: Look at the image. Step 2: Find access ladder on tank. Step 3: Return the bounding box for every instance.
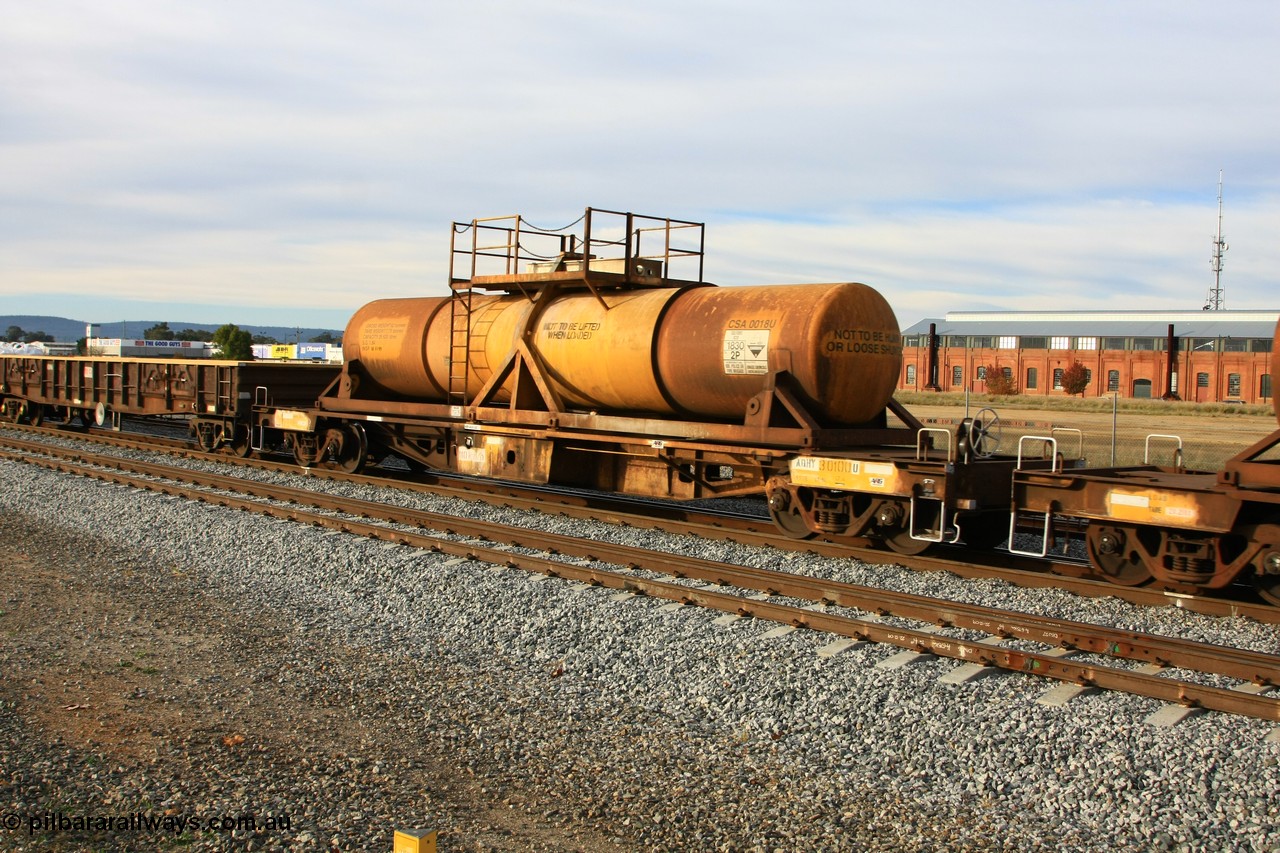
[444,207,706,408]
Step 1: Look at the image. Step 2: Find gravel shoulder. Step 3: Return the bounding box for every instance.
[0,508,628,852]
[3,455,1280,851]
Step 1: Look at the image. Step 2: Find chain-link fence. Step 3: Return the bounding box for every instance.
[895,392,1279,471]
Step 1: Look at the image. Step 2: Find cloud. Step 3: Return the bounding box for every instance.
[2,1,1279,329]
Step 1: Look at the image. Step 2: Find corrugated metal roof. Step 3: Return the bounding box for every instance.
[902,309,1279,339]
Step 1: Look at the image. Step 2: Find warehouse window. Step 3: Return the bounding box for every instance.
[1053,368,1064,390]
[1131,338,1156,351]
[1262,374,1272,400]
[906,365,916,385]
[904,335,920,347]
[1187,338,1215,353]
[1253,339,1273,353]
[1133,379,1152,398]
[1107,370,1120,392]
[952,365,963,386]
[971,337,993,349]
[1075,337,1098,350]
[1020,336,1047,349]
[1224,338,1247,352]
[1050,336,1070,350]
[1228,373,1241,397]
[1026,367,1038,389]
[997,336,1017,349]
[977,366,988,379]
[1103,337,1127,351]
[1197,372,1209,388]
[945,336,966,348]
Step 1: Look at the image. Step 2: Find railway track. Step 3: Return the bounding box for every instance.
[4,434,1279,723]
[8,421,1280,624]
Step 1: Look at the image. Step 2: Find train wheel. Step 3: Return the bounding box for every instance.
[26,405,44,427]
[871,500,931,555]
[1255,576,1280,606]
[767,490,815,540]
[1255,551,1280,605]
[883,526,933,556]
[1086,524,1153,586]
[333,424,369,474]
[80,408,97,429]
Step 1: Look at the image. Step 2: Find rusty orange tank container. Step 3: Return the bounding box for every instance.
[343,282,902,425]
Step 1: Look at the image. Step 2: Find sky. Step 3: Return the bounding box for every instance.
[3,1,1279,333]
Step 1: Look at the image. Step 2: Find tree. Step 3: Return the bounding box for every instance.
[1061,361,1090,396]
[308,331,340,344]
[144,322,175,340]
[251,334,279,345]
[985,365,1019,396]
[4,325,24,342]
[212,324,254,360]
[22,330,53,343]
[175,328,214,342]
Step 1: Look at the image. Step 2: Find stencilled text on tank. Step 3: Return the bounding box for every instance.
[542,321,601,341]
[822,329,902,356]
[359,318,410,356]
[726,318,778,331]
[723,329,770,375]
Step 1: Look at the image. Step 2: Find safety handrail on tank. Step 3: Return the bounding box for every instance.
[915,427,953,463]
[1144,433,1184,468]
[444,208,705,407]
[448,207,705,291]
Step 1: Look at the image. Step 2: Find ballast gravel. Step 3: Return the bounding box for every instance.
[1,441,1279,851]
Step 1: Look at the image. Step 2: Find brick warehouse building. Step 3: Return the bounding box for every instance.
[899,310,1277,404]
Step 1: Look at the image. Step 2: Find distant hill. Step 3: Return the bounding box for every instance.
[0,315,342,344]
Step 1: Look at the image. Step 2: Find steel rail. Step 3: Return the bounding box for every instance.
[6,423,1279,623]
[5,444,1279,720]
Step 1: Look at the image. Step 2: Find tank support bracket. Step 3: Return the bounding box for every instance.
[744,370,821,434]
[471,338,564,414]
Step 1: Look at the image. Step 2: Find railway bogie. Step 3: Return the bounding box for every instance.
[1003,447,1280,594]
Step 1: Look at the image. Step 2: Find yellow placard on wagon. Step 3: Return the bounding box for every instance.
[790,457,900,492]
[1105,489,1201,527]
